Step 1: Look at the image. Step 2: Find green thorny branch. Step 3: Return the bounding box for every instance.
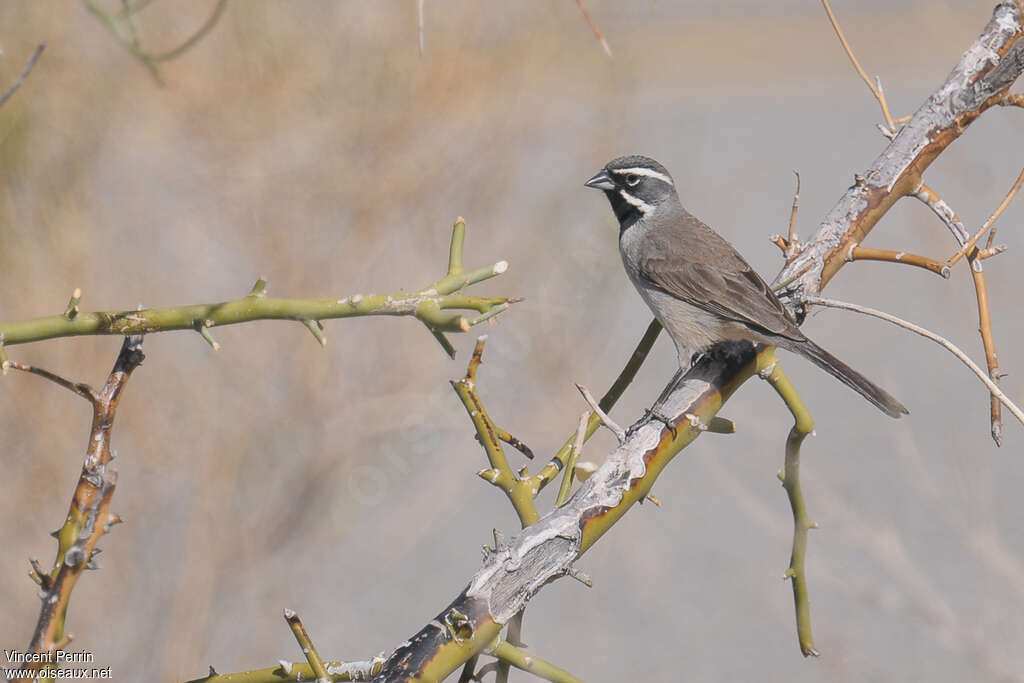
[83,0,228,85]
[190,320,663,683]
[0,218,516,371]
[757,350,819,657]
[446,321,662,682]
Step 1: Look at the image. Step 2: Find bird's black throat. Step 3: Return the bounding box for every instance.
[603,190,644,231]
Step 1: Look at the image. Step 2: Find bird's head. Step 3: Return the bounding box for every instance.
[585,155,677,228]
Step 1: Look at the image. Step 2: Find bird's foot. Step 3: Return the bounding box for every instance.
[640,408,678,439]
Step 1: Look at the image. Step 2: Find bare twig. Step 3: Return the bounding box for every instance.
[0,43,45,108]
[83,0,228,84]
[453,336,541,526]
[575,383,626,444]
[16,336,144,679]
[804,296,1024,429]
[575,0,612,57]
[946,167,1023,267]
[820,0,896,130]
[284,609,330,683]
[418,0,425,55]
[913,177,1015,443]
[787,171,801,256]
[846,245,950,278]
[556,412,591,507]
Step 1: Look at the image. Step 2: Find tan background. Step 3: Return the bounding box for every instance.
[2,2,1023,681]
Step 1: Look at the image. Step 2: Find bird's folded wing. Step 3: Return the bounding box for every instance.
[637,248,805,342]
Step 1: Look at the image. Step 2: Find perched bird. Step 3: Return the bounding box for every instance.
[585,155,907,418]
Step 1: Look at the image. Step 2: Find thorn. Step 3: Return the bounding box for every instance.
[430,329,456,359]
[198,321,220,351]
[576,383,626,443]
[568,566,593,587]
[350,294,363,305]
[249,276,267,297]
[706,416,736,433]
[302,319,327,347]
[809,521,820,529]
[516,465,529,478]
[28,557,51,589]
[469,303,509,326]
[477,468,501,484]
[278,660,293,675]
[209,665,219,677]
[104,513,123,532]
[645,493,661,506]
[776,470,785,483]
[64,287,82,320]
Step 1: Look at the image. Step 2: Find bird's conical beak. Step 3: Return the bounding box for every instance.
[584,169,616,191]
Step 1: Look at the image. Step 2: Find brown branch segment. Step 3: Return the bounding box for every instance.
[774,2,1024,305]
[15,336,144,678]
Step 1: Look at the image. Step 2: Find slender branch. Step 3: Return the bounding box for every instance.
[575,383,625,444]
[283,610,330,683]
[83,0,228,84]
[0,221,515,357]
[757,350,819,657]
[913,178,1013,443]
[6,361,99,404]
[774,2,1023,301]
[772,171,806,263]
[556,413,590,507]
[456,655,478,683]
[575,0,612,57]
[913,182,971,243]
[820,0,896,130]
[970,266,1004,445]
[532,319,662,492]
[804,296,1024,429]
[488,640,583,683]
[17,336,144,679]
[0,42,45,108]
[846,245,950,278]
[417,0,425,55]
[452,336,540,526]
[946,167,1023,267]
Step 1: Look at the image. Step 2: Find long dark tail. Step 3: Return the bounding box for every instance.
[779,338,909,418]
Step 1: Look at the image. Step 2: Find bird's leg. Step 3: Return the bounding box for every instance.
[631,368,687,438]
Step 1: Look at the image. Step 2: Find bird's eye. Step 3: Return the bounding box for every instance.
[625,174,640,187]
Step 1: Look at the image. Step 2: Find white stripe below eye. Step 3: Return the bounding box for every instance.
[611,167,674,185]
[618,189,654,214]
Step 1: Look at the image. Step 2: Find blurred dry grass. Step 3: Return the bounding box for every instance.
[1,2,1023,681]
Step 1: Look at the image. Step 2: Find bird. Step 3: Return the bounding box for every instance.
[585,155,907,418]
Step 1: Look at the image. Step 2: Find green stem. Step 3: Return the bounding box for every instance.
[489,640,583,683]
[533,318,662,491]
[757,349,819,657]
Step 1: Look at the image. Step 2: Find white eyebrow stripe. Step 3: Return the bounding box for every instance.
[611,167,674,185]
[618,189,654,214]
